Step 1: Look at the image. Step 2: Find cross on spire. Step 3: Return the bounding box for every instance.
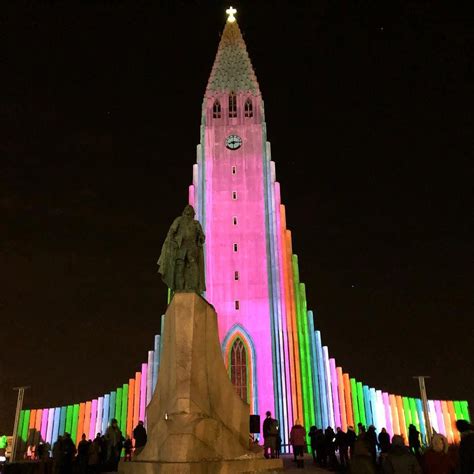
[226,6,237,23]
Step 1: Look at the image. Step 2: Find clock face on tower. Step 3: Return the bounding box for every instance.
[225,134,242,150]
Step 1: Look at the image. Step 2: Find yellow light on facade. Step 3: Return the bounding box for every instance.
[226,6,237,23]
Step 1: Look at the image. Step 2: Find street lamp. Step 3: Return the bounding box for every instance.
[413,376,432,445]
[11,386,30,462]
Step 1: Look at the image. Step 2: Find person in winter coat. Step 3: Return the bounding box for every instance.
[350,439,376,474]
[262,411,278,459]
[409,425,422,458]
[290,420,307,468]
[77,434,90,474]
[105,419,123,471]
[88,434,101,473]
[421,433,455,474]
[311,428,327,467]
[52,436,63,474]
[383,435,421,474]
[335,427,349,467]
[347,426,357,458]
[60,433,76,474]
[275,433,282,459]
[366,426,378,464]
[378,428,391,454]
[325,426,338,469]
[308,426,318,463]
[456,420,474,474]
[123,438,133,461]
[314,428,327,467]
[132,421,147,456]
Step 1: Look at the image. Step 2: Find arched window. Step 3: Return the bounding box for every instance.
[230,338,248,402]
[244,98,253,118]
[213,99,221,118]
[229,92,237,118]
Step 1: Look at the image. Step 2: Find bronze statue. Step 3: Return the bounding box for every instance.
[157,205,205,293]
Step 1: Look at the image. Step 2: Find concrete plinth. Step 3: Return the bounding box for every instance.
[121,458,283,474]
[120,293,282,473]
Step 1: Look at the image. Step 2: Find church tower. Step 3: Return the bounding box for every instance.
[189,8,314,440]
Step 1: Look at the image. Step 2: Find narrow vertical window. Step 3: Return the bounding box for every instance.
[233,216,238,225]
[235,300,240,310]
[213,99,221,118]
[229,92,237,118]
[230,338,247,402]
[232,166,236,175]
[244,98,253,118]
[233,243,238,252]
[234,271,239,280]
[232,191,237,200]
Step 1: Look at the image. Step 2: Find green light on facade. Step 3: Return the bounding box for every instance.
[65,406,73,435]
[121,384,129,435]
[351,379,360,430]
[21,410,30,444]
[71,404,79,443]
[357,382,366,428]
[115,388,123,430]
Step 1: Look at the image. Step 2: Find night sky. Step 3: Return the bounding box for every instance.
[1,1,473,434]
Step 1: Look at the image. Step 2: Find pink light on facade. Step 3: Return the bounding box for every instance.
[435,400,445,436]
[376,391,387,433]
[383,392,393,435]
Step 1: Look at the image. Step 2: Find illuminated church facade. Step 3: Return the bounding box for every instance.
[190,12,312,439]
[15,9,469,455]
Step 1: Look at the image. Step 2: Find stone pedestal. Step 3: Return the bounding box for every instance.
[120,293,282,473]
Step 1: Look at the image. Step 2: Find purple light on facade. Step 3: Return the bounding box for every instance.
[383,392,393,436]
[330,358,341,428]
[435,400,446,436]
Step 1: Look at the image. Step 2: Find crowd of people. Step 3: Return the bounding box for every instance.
[21,419,147,473]
[5,412,474,474]
[263,411,474,473]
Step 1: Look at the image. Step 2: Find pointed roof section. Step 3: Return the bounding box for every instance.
[206,14,260,96]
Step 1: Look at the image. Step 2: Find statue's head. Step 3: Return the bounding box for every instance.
[182,205,195,218]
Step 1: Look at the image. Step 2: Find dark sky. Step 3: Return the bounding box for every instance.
[1,0,473,434]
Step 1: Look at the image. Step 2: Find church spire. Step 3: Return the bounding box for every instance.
[205,8,260,96]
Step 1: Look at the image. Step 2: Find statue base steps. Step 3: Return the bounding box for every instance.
[120,458,283,474]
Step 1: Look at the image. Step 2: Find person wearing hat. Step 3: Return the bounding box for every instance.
[421,433,455,474]
[350,438,376,474]
[382,434,421,474]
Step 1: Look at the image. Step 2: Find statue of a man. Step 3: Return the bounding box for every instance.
[157,205,206,293]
